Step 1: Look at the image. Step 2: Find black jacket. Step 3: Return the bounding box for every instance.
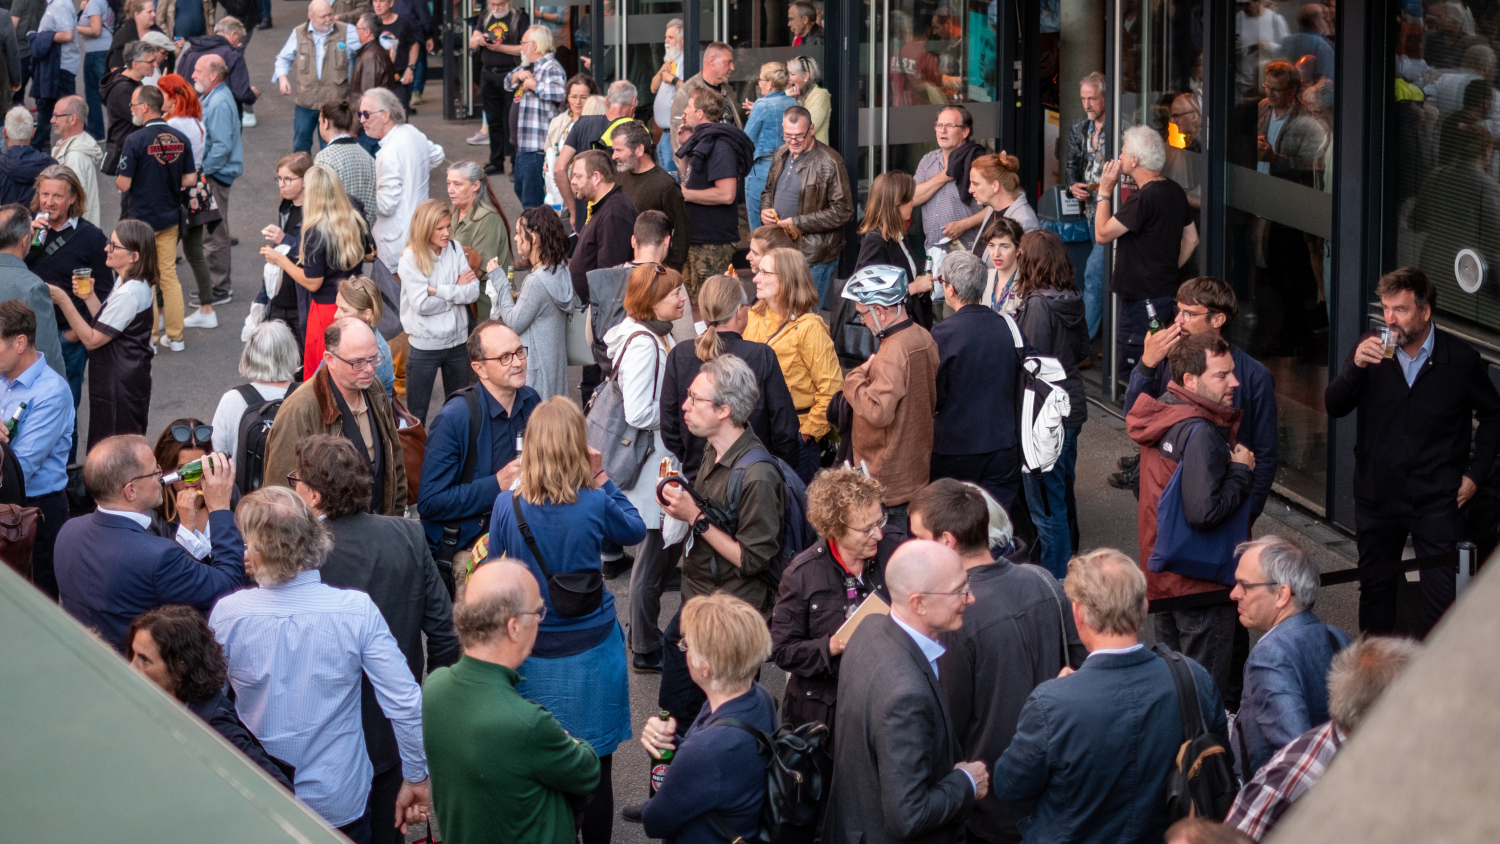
[101,69,141,164]
[931,304,1022,456]
[660,332,801,483]
[320,512,461,773]
[0,144,53,206]
[828,612,974,844]
[1015,289,1090,428]
[568,184,637,303]
[1326,327,1500,515]
[856,230,932,328]
[1064,116,1109,188]
[177,35,258,106]
[938,559,1088,844]
[187,690,295,790]
[769,535,901,737]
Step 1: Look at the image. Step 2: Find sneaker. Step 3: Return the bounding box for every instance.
[620,804,644,824]
[160,336,185,352]
[602,551,634,580]
[183,310,218,329]
[466,129,488,145]
[411,91,423,106]
[1117,453,1139,471]
[256,18,272,29]
[211,292,234,306]
[241,112,258,128]
[484,162,503,176]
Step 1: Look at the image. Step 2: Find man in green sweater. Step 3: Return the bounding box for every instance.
[422,559,601,844]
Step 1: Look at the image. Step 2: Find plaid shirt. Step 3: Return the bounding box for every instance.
[504,53,566,152]
[1226,720,1344,840]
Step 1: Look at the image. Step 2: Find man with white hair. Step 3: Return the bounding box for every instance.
[360,86,444,270]
[1230,535,1351,776]
[0,107,56,206]
[1093,123,1197,371]
[556,78,637,226]
[826,538,989,844]
[47,97,101,225]
[273,0,359,153]
[502,24,565,207]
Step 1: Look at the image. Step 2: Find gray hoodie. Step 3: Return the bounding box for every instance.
[487,262,575,401]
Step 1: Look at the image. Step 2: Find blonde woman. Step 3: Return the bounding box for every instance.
[745,247,843,483]
[399,199,480,424]
[484,396,647,843]
[260,164,375,376]
[335,277,396,397]
[787,56,830,145]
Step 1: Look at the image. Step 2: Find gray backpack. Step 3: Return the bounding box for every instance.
[585,331,659,488]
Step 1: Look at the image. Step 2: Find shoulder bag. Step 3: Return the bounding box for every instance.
[511,494,603,617]
[585,330,659,487]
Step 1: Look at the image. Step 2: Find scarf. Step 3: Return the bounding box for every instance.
[945,141,984,201]
[640,317,674,336]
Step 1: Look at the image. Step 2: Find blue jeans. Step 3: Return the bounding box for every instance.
[1022,426,1079,579]
[514,150,546,208]
[257,0,271,22]
[83,52,106,139]
[811,259,838,310]
[412,41,428,93]
[656,135,678,176]
[292,104,321,154]
[745,157,771,231]
[1084,240,1106,339]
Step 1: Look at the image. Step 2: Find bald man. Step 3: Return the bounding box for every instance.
[826,539,988,844]
[192,52,241,321]
[423,559,601,844]
[272,0,360,153]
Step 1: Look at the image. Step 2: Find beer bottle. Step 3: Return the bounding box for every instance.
[161,456,211,485]
[648,710,675,796]
[4,401,26,440]
[1146,302,1164,334]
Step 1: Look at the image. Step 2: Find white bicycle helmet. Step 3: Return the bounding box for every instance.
[841,263,909,307]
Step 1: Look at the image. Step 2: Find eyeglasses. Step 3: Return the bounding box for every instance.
[921,584,974,599]
[522,605,548,623]
[1177,307,1212,320]
[850,513,888,537]
[127,464,163,486]
[329,350,382,372]
[676,638,691,652]
[934,122,965,130]
[169,423,212,445]
[105,240,123,252]
[684,390,716,405]
[479,346,529,366]
[275,176,303,186]
[1234,581,1281,593]
[1263,84,1292,94]
[782,129,811,142]
[286,473,303,487]
[1170,110,1199,120]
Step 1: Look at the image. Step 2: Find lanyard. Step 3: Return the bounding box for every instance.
[828,543,866,618]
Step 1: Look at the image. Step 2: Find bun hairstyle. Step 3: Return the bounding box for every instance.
[972,152,1022,193]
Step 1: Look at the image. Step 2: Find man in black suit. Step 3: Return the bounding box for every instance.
[826,539,988,844]
[1325,267,1500,636]
[289,434,461,844]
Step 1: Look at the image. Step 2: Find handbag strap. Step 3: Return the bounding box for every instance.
[610,329,663,402]
[511,493,553,579]
[1154,643,1207,744]
[1022,564,1070,671]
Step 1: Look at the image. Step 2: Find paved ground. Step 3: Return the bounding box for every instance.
[75,8,1389,840]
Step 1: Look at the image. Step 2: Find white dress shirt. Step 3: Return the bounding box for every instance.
[96,505,207,557]
[210,570,428,827]
[373,123,446,270]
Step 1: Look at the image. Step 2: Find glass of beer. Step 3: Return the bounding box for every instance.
[72,267,93,299]
[1380,326,1396,359]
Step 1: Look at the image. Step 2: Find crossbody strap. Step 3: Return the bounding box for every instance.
[1154,643,1206,743]
[511,494,553,579]
[458,387,482,486]
[1022,564,1070,671]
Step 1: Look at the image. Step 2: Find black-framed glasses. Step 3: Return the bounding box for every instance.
[782,129,811,143]
[127,464,163,486]
[684,389,716,405]
[170,424,212,445]
[480,346,529,367]
[104,240,122,252]
[286,473,302,487]
[329,350,382,372]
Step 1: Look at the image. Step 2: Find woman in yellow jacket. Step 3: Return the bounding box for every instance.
[744,247,844,483]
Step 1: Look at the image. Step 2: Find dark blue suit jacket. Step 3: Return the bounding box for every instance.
[931,304,1022,456]
[1125,343,1278,520]
[55,510,247,650]
[417,385,540,553]
[992,646,1227,844]
[1238,610,1350,776]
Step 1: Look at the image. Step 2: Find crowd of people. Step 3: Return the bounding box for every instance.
[0,6,1471,844]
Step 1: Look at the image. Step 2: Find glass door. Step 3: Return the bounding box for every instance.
[697,0,822,127]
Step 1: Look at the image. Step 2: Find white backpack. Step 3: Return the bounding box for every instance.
[1002,314,1071,474]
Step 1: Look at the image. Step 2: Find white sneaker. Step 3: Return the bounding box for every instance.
[466,129,488,145]
[183,310,218,329]
[242,112,258,128]
[160,336,185,352]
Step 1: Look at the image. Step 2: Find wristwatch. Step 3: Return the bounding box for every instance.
[692,514,712,535]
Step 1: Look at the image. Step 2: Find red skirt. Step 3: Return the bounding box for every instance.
[303,301,339,376]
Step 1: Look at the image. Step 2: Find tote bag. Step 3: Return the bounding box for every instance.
[1147,424,1249,586]
[585,331,659,488]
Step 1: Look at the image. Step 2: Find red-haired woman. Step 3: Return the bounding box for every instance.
[158,73,221,328]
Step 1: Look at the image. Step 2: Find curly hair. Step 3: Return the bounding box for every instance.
[295,435,372,520]
[805,467,884,541]
[125,605,228,703]
[517,206,570,270]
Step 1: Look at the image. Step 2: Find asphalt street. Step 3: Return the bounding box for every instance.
[74,7,1376,840]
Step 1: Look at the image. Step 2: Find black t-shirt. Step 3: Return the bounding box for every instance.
[300,223,374,305]
[376,15,420,73]
[117,120,195,232]
[564,115,611,220]
[1111,176,1191,301]
[683,139,745,245]
[475,9,527,72]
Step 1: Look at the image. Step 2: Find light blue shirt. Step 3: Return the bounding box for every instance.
[1395,323,1435,386]
[0,352,74,496]
[273,22,360,83]
[1258,107,1290,175]
[199,83,243,183]
[210,570,428,826]
[39,0,80,75]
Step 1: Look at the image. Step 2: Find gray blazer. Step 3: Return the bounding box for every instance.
[0,253,66,381]
[827,613,974,844]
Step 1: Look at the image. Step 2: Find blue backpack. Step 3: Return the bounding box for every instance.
[1148,423,1249,586]
[725,448,816,589]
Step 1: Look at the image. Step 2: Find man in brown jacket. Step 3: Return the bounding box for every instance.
[759,105,852,306]
[841,265,939,534]
[349,13,397,105]
[266,318,408,516]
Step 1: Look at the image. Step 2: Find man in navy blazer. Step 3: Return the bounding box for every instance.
[55,435,246,650]
[992,549,1227,844]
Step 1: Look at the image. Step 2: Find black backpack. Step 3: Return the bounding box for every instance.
[706,719,828,844]
[1155,644,1239,822]
[724,448,816,589]
[234,382,297,494]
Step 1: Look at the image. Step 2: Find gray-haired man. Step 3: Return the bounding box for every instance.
[1230,535,1351,776]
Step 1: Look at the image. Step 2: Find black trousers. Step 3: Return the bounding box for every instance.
[25,489,68,600]
[1155,603,1237,698]
[659,606,707,727]
[481,68,514,168]
[1355,505,1460,637]
[580,753,614,844]
[365,764,404,844]
[406,344,473,426]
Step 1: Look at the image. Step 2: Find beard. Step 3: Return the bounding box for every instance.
[664,45,682,62]
[131,113,144,126]
[193,81,206,94]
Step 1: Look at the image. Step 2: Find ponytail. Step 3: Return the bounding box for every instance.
[695,274,747,361]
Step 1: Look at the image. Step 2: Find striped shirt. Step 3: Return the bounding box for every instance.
[1225,720,1344,840]
[504,53,567,152]
[210,570,428,827]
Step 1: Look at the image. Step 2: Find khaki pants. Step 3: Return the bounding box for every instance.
[151,226,184,342]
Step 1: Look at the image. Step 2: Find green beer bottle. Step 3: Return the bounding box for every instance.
[161,455,211,485]
[1146,302,1164,334]
[4,401,26,439]
[648,710,674,796]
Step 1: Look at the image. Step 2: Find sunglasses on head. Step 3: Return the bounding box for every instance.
[170,424,212,445]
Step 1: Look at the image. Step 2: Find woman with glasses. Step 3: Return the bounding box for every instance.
[855,170,936,328]
[49,219,158,448]
[254,152,312,359]
[743,62,796,232]
[786,56,829,145]
[151,418,238,554]
[400,198,480,425]
[483,396,646,844]
[487,207,573,399]
[261,163,376,380]
[210,320,302,459]
[745,247,842,483]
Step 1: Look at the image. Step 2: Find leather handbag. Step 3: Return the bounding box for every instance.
[566,294,593,366]
[586,330,659,488]
[512,494,602,617]
[390,395,425,506]
[0,503,41,581]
